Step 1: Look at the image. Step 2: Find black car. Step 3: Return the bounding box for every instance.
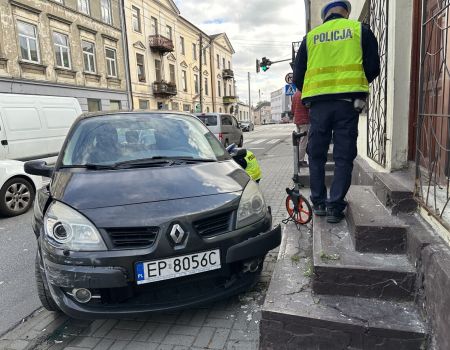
[26,112,281,319]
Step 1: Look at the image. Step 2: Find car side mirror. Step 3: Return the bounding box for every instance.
[236,149,247,158]
[24,160,54,178]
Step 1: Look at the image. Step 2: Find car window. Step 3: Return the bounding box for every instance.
[221,115,232,126]
[232,117,239,127]
[61,113,227,166]
[197,115,218,126]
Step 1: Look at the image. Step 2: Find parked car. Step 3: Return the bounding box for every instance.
[26,111,281,318]
[0,93,82,217]
[195,113,243,147]
[240,121,254,132]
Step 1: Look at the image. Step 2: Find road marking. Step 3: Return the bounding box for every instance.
[267,139,280,144]
[250,139,267,145]
[248,147,265,150]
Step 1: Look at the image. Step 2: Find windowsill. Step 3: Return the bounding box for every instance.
[0,57,7,63]
[106,76,121,83]
[19,60,47,72]
[83,71,101,78]
[55,67,77,77]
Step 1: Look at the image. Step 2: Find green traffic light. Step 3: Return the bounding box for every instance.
[262,66,269,72]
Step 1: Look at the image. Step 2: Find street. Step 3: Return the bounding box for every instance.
[0,123,296,350]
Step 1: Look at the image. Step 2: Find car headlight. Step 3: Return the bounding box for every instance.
[44,201,107,251]
[236,181,267,229]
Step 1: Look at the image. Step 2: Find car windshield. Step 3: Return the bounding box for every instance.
[61,113,227,166]
[197,115,218,126]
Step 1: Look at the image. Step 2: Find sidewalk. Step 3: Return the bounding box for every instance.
[0,138,296,350]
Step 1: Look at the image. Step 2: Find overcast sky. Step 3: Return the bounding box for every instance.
[175,0,306,106]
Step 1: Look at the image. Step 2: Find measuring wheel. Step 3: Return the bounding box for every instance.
[285,193,312,225]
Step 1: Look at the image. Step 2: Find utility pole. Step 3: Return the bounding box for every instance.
[248,72,252,122]
[199,34,203,113]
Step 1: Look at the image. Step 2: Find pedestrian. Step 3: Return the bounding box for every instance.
[227,144,262,183]
[293,0,380,223]
[291,90,310,169]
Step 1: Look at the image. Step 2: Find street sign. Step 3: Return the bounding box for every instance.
[285,84,296,96]
[285,73,294,84]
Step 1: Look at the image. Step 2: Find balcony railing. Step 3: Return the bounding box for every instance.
[149,35,174,53]
[223,96,238,104]
[153,81,177,97]
[222,69,234,79]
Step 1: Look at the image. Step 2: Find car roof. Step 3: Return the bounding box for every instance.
[79,110,197,120]
[194,113,230,116]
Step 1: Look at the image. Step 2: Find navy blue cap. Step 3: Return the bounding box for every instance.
[321,1,352,20]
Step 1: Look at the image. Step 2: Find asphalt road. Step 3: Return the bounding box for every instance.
[0,123,295,338]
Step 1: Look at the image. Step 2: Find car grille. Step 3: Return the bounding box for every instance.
[106,227,159,249]
[194,211,233,237]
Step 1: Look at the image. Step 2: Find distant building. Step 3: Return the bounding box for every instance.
[236,101,250,121]
[270,88,292,123]
[254,102,270,125]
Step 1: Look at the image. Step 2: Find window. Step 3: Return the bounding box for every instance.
[222,57,226,69]
[228,61,231,69]
[110,100,121,110]
[171,102,179,111]
[182,70,187,92]
[229,84,232,96]
[53,32,70,69]
[192,43,197,60]
[136,53,146,82]
[105,48,117,77]
[222,116,232,126]
[155,59,161,81]
[180,36,185,55]
[204,77,208,96]
[183,104,190,112]
[78,0,90,15]
[218,81,221,97]
[87,99,101,112]
[101,0,112,24]
[151,17,158,36]
[203,49,207,65]
[82,41,96,73]
[17,21,40,63]
[132,7,141,32]
[194,74,199,94]
[216,54,220,68]
[169,64,176,84]
[166,25,172,40]
[139,100,149,110]
[206,107,210,112]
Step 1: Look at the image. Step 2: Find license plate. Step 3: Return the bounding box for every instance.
[135,249,221,285]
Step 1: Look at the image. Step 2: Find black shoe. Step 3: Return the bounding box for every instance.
[313,204,327,217]
[327,209,345,224]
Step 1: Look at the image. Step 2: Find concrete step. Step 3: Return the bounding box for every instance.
[373,172,418,214]
[260,223,428,350]
[347,186,408,254]
[299,168,334,187]
[313,215,416,300]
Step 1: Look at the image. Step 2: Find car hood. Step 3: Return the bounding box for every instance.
[50,161,249,210]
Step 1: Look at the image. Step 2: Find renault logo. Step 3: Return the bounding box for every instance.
[170,224,186,244]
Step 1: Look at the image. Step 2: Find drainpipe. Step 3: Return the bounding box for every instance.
[120,0,133,110]
[304,0,311,32]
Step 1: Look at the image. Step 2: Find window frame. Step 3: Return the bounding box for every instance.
[180,36,185,55]
[131,6,141,33]
[154,59,161,81]
[218,80,221,97]
[192,43,197,60]
[181,70,187,92]
[139,99,149,110]
[194,73,199,94]
[169,63,176,84]
[105,47,117,77]
[82,40,96,73]
[101,0,112,25]
[216,54,220,68]
[136,53,146,82]
[166,25,172,40]
[151,17,158,36]
[17,20,40,64]
[78,0,90,15]
[52,31,71,69]
[204,77,209,96]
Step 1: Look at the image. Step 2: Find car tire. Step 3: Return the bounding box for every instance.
[238,137,243,147]
[35,253,60,312]
[0,177,35,217]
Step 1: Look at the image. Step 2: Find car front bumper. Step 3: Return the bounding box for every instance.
[40,223,281,318]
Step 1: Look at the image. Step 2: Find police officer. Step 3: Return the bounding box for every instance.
[228,144,262,183]
[293,0,380,223]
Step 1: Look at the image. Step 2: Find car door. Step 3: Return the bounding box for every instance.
[221,115,233,145]
[231,116,242,143]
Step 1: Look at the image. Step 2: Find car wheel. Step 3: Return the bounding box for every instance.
[238,136,243,147]
[35,253,60,312]
[0,177,35,217]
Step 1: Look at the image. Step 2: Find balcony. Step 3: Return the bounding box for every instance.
[149,35,174,53]
[222,69,234,80]
[153,81,177,97]
[223,96,238,104]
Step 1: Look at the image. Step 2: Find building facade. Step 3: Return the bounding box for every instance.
[124,0,236,113]
[254,102,270,125]
[0,0,129,111]
[270,87,292,123]
[236,102,250,121]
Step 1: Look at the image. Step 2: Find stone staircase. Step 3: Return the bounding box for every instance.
[260,169,431,349]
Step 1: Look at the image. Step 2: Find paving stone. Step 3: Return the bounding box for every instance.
[156,345,174,350]
[192,327,215,348]
[116,321,145,331]
[105,329,137,341]
[109,340,130,350]
[92,338,115,350]
[174,310,194,325]
[208,328,231,349]
[124,341,158,350]
[80,320,107,337]
[92,320,119,338]
[226,341,256,350]
[133,322,159,342]
[161,334,195,347]
[147,324,171,343]
[62,347,91,350]
[203,317,234,329]
[168,325,199,336]
[69,336,102,348]
[189,309,209,326]
[5,340,29,350]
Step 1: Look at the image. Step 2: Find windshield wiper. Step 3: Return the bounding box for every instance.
[113,156,216,168]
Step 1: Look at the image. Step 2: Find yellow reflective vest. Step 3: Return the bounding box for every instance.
[302,18,369,99]
[245,151,262,181]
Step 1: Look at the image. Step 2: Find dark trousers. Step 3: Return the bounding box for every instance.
[307,100,359,212]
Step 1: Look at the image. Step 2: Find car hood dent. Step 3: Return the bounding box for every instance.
[50,161,249,210]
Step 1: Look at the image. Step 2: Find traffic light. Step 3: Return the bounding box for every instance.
[256,59,260,74]
[260,57,272,72]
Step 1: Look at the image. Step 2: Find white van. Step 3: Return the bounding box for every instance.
[0,94,82,217]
